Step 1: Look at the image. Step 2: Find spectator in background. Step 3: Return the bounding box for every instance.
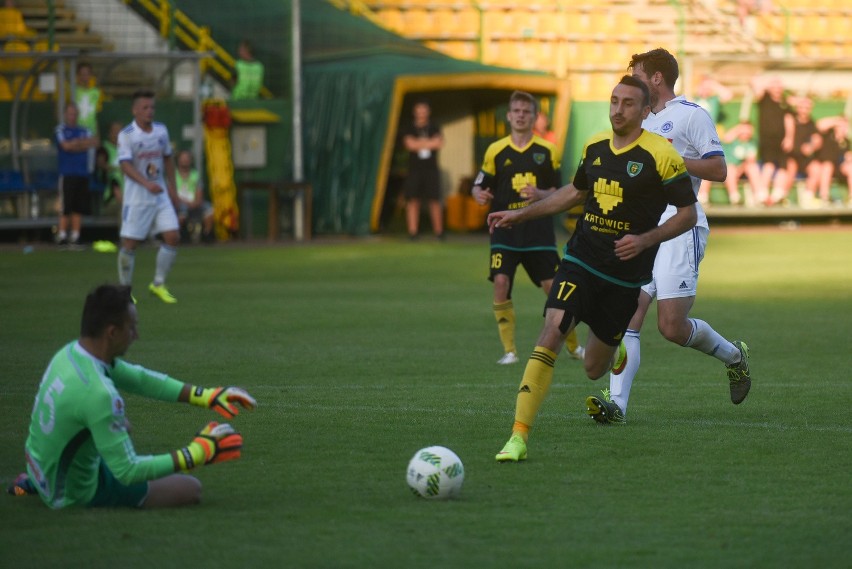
[533,111,558,144]
[694,74,733,205]
[100,121,124,217]
[175,150,215,243]
[55,102,99,247]
[231,40,264,100]
[73,62,102,173]
[814,115,850,205]
[694,74,733,125]
[720,121,763,206]
[401,99,444,240]
[839,148,852,206]
[751,75,792,206]
[771,95,821,207]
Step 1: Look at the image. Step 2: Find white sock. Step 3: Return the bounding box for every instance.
[70,231,80,243]
[610,329,641,414]
[683,318,740,365]
[154,244,178,286]
[118,248,135,286]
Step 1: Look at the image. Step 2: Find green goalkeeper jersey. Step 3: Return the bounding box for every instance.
[24,341,185,509]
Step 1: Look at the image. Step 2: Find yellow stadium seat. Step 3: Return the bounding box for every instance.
[537,8,564,39]
[401,8,434,37]
[1,40,32,73]
[611,11,638,37]
[0,7,33,37]
[376,9,405,34]
[0,75,12,101]
[432,9,453,37]
[482,10,513,40]
[12,76,46,101]
[455,7,480,39]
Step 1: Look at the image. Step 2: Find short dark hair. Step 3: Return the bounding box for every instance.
[509,90,539,115]
[76,62,92,73]
[132,89,155,103]
[618,75,651,108]
[80,284,133,338]
[628,48,679,89]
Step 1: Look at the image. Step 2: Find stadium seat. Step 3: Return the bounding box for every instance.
[0,170,28,193]
[401,8,433,37]
[0,7,33,37]
[427,40,477,60]
[0,75,12,101]
[454,7,480,39]
[1,39,32,73]
[537,8,564,39]
[376,8,405,34]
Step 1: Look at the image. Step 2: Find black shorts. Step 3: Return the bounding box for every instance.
[758,139,787,168]
[60,175,91,215]
[403,168,441,201]
[489,246,560,298]
[544,260,640,346]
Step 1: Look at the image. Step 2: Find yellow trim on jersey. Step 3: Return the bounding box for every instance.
[482,135,561,176]
[581,129,689,185]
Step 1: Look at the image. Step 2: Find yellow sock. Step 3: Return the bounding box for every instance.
[493,300,516,354]
[512,421,530,442]
[514,346,557,432]
[565,328,579,353]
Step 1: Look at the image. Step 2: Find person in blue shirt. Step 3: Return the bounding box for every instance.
[55,102,99,246]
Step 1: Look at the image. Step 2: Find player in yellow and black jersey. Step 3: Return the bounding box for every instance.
[565,127,694,286]
[487,76,697,462]
[472,90,584,366]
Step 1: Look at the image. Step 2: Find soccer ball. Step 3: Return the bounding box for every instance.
[406,446,464,500]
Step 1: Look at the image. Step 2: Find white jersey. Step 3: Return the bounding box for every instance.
[642,95,724,230]
[117,120,173,207]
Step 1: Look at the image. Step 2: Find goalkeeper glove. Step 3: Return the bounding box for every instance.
[189,386,257,419]
[175,422,243,471]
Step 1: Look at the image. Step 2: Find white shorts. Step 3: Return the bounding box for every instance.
[120,201,180,241]
[642,226,708,300]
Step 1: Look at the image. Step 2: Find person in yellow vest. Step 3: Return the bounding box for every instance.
[73,62,102,174]
[231,41,264,101]
[175,150,215,243]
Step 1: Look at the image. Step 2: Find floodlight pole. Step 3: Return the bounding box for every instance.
[292,0,304,183]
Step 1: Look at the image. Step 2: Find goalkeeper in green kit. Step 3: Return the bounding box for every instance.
[10,284,257,509]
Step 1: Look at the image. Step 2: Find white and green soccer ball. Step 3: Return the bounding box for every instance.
[406,446,464,500]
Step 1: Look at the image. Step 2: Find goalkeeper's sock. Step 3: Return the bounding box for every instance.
[118,248,135,286]
[514,346,557,430]
[493,300,516,355]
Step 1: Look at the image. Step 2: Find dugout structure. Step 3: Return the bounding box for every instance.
[193,0,568,235]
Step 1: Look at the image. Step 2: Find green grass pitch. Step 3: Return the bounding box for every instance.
[1,227,850,568]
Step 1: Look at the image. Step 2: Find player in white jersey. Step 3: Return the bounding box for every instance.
[586,48,752,424]
[117,90,181,303]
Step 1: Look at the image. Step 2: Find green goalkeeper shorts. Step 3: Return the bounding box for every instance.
[88,461,149,508]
